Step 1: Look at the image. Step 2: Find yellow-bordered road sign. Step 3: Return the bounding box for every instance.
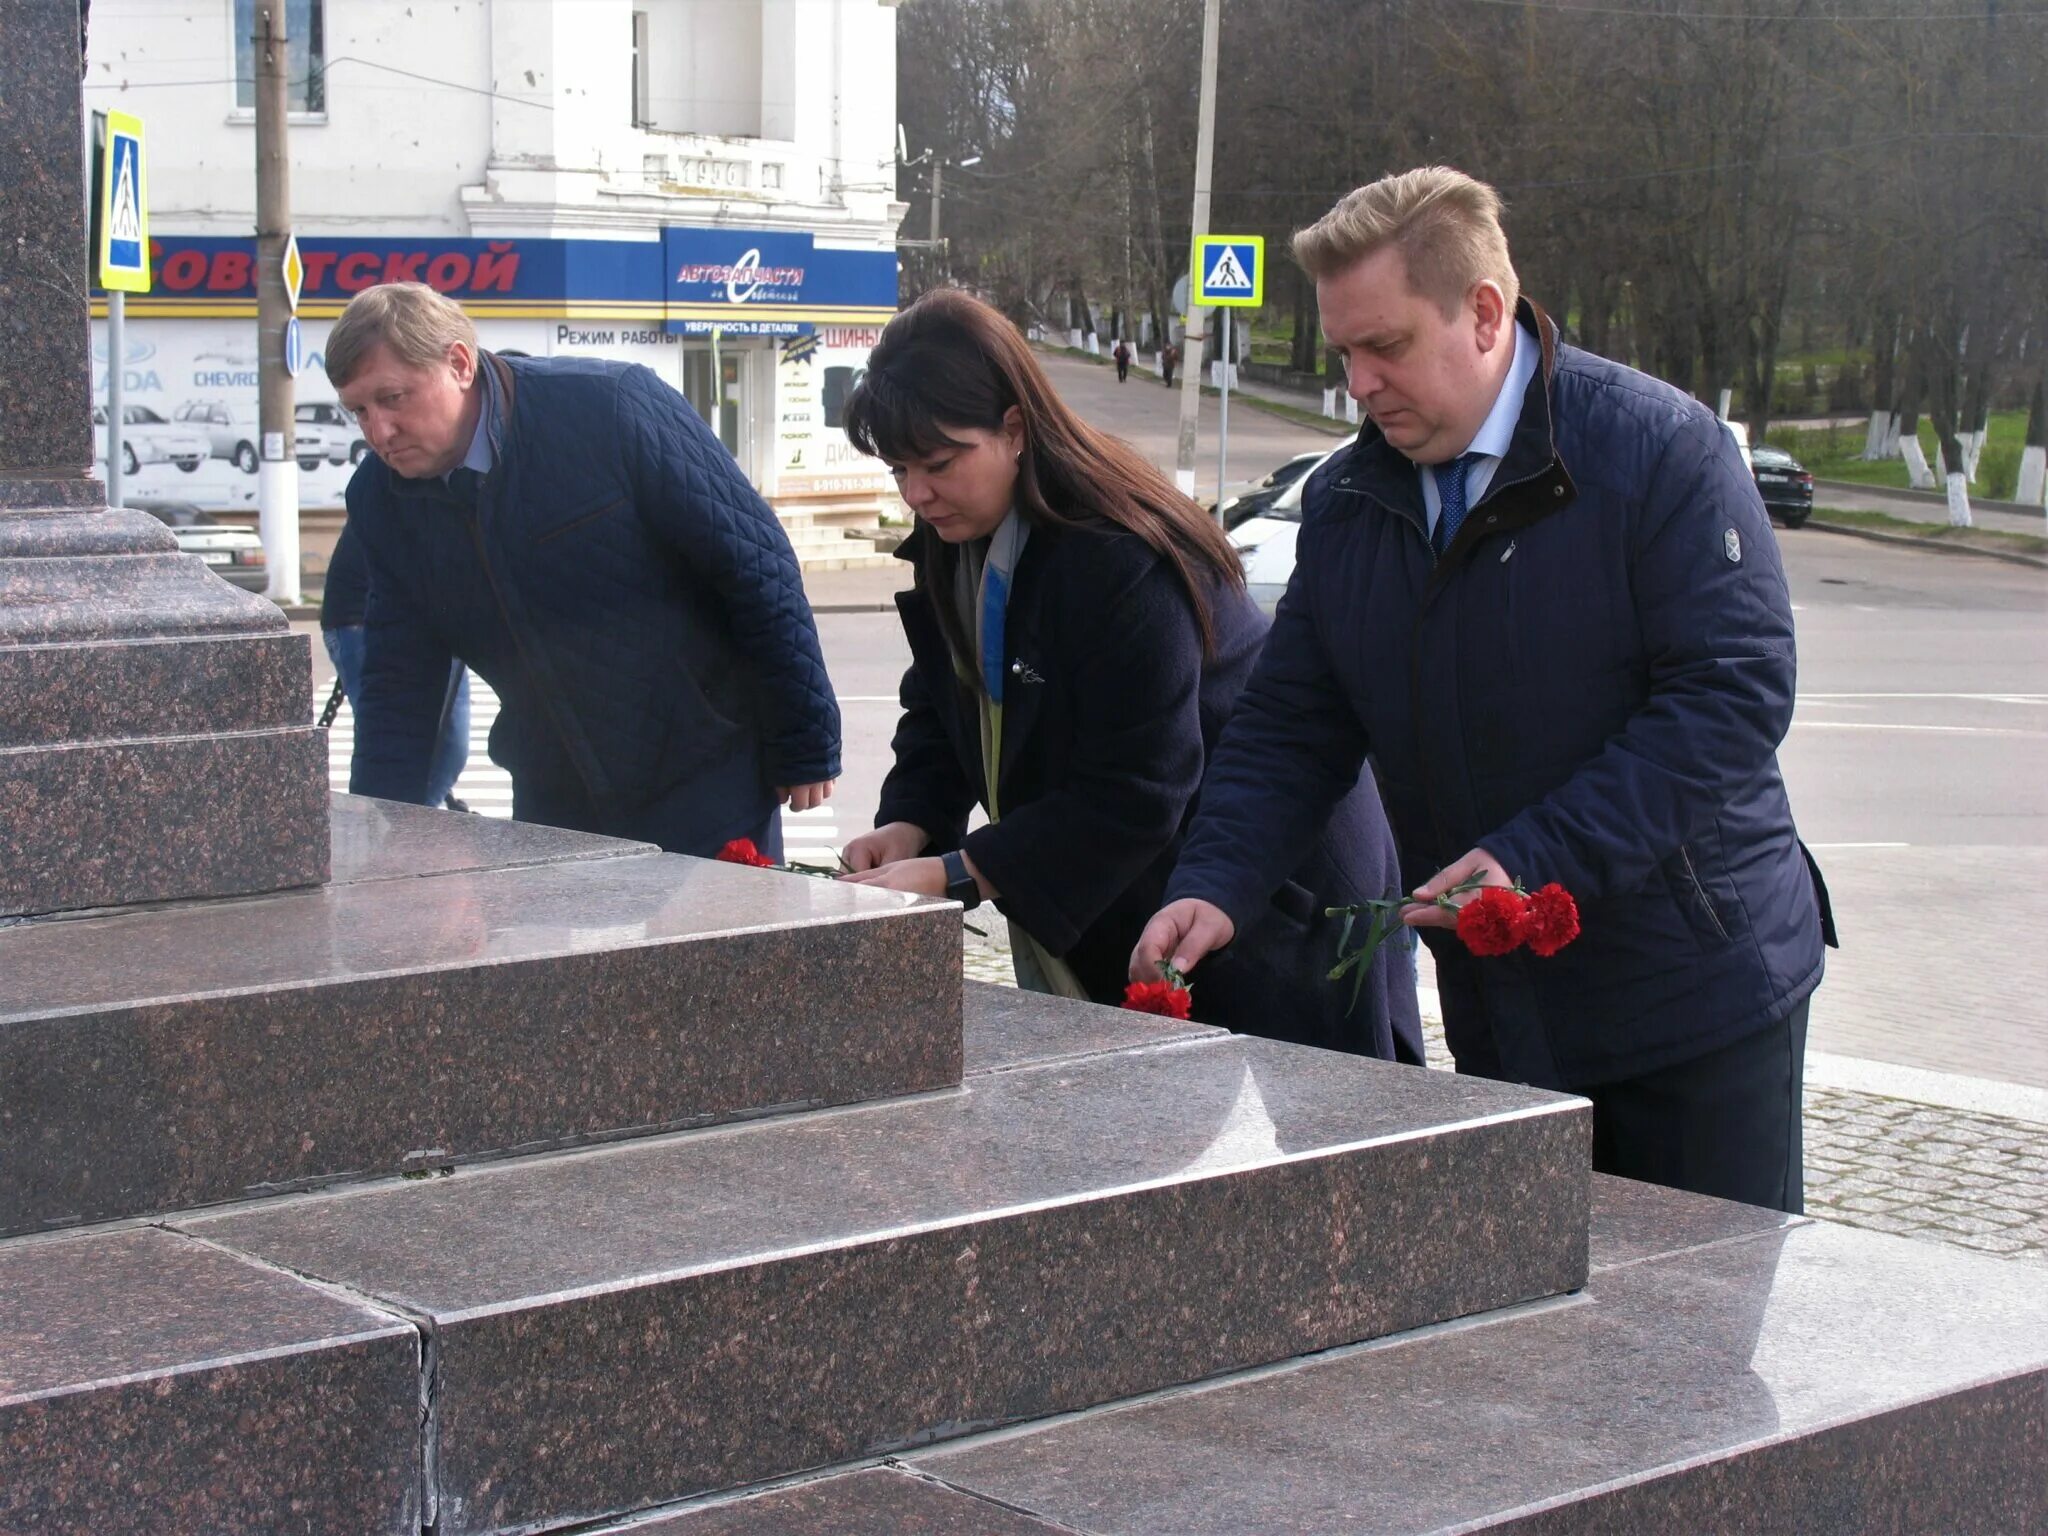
[94,111,151,293]
[1193,234,1262,308]
[283,233,305,313]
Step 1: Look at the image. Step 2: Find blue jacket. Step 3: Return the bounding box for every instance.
[346,353,840,854]
[1168,305,1832,1089]
[879,520,1423,1064]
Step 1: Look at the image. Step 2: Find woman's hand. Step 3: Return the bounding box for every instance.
[840,821,931,872]
[840,856,947,898]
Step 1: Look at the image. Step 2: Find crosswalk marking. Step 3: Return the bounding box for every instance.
[326,675,841,858]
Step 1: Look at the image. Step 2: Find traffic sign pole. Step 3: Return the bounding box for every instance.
[91,109,151,511]
[1217,309,1229,522]
[108,291,125,511]
[1172,0,1221,503]
[255,2,301,604]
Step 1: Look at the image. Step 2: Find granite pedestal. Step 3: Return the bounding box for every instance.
[0,8,327,920]
[0,798,961,1236]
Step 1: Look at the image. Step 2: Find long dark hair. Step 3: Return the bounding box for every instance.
[842,289,1244,662]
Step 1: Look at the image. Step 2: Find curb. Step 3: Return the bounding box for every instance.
[1804,516,2048,571]
[1814,478,2041,519]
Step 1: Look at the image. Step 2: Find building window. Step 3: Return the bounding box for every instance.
[233,0,326,114]
[632,11,651,128]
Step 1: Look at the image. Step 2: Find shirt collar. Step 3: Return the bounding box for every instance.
[1465,321,1538,463]
[448,357,497,481]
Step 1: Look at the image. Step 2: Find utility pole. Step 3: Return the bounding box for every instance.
[255,2,300,603]
[1173,0,1221,500]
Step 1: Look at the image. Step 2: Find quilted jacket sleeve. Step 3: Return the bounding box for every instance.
[347,490,455,805]
[616,365,842,784]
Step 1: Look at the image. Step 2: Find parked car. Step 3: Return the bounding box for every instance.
[295,401,368,467]
[127,499,269,592]
[93,405,209,477]
[173,400,264,474]
[1228,453,1327,613]
[1750,443,1814,528]
[1219,449,1329,530]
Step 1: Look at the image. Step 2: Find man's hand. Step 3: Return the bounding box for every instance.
[1130,899,1237,982]
[777,779,836,813]
[840,821,930,873]
[839,856,947,899]
[1403,846,1514,929]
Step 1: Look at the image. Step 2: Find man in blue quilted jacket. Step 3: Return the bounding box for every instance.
[1136,168,1834,1213]
[328,283,839,858]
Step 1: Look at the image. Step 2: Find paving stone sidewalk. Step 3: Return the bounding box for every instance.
[962,921,2048,1264]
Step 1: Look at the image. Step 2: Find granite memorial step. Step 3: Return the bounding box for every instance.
[0,796,960,1237]
[0,1224,421,1535]
[172,1008,1589,1535]
[594,1177,2048,1534]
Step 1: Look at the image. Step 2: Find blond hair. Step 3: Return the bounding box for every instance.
[1293,166,1520,319]
[324,283,478,387]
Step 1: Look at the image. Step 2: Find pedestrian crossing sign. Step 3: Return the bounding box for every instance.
[93,111,151,293]
[1193,235,1263,308]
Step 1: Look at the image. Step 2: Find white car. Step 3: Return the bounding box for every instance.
[1229,450,1328,614]
[173,400,264,473]
[93,405,209,477]
[295,401,367,467]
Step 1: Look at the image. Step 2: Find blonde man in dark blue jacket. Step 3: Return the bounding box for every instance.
[1138,168,1833,1213]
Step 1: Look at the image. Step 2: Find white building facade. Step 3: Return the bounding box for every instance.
[84,0,904,535]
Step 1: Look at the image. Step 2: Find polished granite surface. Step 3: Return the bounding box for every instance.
[0,851,931,1012]
[3,849,961,1234]
[913,1214,2048,1534]
[0,1227,419,1534]
[182,1035,1584,1313]
[1587,1171,1804,1271]
[604,1469,1069,1534]
[329,793,658,886]
[183,1037,1587,1534]
[962,979,1221,1075]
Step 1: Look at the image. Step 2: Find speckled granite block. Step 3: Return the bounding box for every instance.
[0,726,330,917]
[596,1469,1071,1534]
[0,0,95,480]
[962,978,1221,1075]
[0,852,960,1234]
[181,1036,1588,1535]
[329,792,658,886]
[912,1209,2048,1534]
[0,632,314,748]
[0,1226,419,1535]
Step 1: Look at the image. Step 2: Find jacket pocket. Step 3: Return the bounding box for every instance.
[1669,844,1732,947]
[532,495,627,546]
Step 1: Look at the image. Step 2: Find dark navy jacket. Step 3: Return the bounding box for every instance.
[346,353,840,854]
[878,519,1423,1064]
[1168,304,1831,1089]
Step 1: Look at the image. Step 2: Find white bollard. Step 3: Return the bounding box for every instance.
[2016,444,2047,508]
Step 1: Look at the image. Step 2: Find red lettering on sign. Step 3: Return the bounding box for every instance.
[302,249,338,290]
[472,242,520,292]
[426,252,472,292]
[161,250,207,291]
[207,250,252,292]
[335,251,383,292]
[382,252,427,284]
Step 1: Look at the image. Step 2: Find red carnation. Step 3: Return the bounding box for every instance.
[715,838,776,868]
[1456,886,1528,957]
[1122,979,1194,1019]
[1517,883,1580,956]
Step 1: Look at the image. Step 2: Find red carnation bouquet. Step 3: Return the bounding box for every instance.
[1327,878,1580,1010]
[1123,960,1194,1019]
[714,839,844,879]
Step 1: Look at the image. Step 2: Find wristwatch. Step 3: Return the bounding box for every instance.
[941,849,983,910]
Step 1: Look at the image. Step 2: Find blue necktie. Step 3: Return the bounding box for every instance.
[1432,452,1481,554]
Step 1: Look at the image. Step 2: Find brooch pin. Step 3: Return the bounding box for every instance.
[1009,659,1045,685]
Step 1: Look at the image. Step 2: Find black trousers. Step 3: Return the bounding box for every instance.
[1584,1001,1809,1215]
[1456,999,1809,1215]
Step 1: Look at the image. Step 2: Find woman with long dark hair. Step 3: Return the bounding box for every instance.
[839,290,1420,1060]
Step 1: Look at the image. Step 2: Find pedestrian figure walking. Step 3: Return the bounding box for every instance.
[1113,337,1132,383]
[1160,341,1179,389]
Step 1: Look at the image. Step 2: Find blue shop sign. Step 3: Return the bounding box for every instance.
[662,227,897,335]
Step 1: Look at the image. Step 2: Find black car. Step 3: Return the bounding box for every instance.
[1750,444,1813,529]
[127,500,271,592]
[1220,450,1330,530]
